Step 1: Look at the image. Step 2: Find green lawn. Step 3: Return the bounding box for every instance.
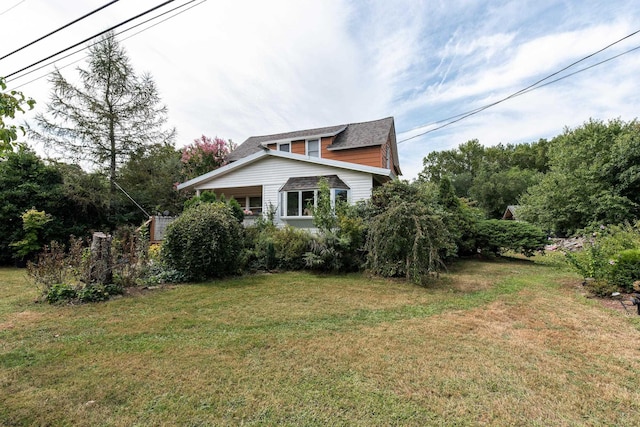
[2,257,640,426]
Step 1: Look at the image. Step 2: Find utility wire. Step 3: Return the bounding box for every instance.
[3,0,175,79]
[0,0,120,61]
[0,0,26,16]
[398,28,640,144]
[6,0,203,87]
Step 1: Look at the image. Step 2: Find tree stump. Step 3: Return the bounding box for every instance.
[90,232,113,284]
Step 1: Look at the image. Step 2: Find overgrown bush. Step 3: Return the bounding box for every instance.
[564,222,640,292]
[245,225,312,271]
[607,249,640,291]
[162,202,243,280]
[366,200,452,284]
[303,178,367,272]
[475,219,547,256]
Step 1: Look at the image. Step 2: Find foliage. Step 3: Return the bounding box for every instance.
[366,200,451,284]
[475,219,547,256]
[608,249,640,291]
[184,191,244,222]
[520,119,640,235]
[10,209,52,260]
[312,177,338,233]
[181,135,235,179]
[247,225,312,271]
[31,32,175,214]
[437,177,483,256]
[364,181,454,284]
[162,202,243,281]
[0,76,35,154]
[116,143,187,222]
[0,146,100,265]
[564,222,640,292]
[420,138,549,219]
[28,229,149,303]
[45,283,77,304]
[304,178,366,272]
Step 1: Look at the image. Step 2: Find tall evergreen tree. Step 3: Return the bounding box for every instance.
[31,32,175,213]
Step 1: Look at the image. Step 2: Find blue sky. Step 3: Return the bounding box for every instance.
[3,0,640,179]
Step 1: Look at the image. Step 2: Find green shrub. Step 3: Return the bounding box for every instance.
[475,220,547,256]
[162,202,244,281]
[271,226,311,270]
[46,283,77,304]
[365,201,452,284]
[77,283,118,303]
[608,249,640,292]
[245,225,311,271]
[564,222,640,291]
[583,279,619,297]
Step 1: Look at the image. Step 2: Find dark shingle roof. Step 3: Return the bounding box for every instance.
[227,117,395,162]
[280,175,350,191]
[328,117,394,150]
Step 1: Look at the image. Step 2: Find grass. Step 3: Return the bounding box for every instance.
[2,256,640,426]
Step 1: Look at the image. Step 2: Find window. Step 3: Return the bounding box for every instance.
[386,145,391,169]
[307,139,320,157]
[280,176,351,217]
[286,192,299,216]
[248,196,262,214]
[278,142,290,152]
[237,196,262,215]
[335,189,348,205]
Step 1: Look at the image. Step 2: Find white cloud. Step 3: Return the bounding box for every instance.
[3,0,640,182]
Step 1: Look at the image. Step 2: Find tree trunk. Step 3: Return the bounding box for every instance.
[90,232,113,284]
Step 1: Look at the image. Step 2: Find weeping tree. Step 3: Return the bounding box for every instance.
[31,32,175,215]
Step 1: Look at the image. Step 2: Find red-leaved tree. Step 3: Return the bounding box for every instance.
[181,135,235,179]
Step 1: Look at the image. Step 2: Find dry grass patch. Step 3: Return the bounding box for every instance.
[2,260,640,426]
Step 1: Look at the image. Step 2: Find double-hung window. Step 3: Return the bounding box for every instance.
[306,139,320,157]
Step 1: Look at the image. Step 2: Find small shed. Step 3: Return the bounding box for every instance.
[502,205,520,221]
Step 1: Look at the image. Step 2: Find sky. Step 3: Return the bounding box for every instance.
[2,0,640,179]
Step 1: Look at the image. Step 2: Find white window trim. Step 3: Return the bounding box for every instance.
[306,138,321,158]
[280,188,350,218]
[277,142,290,152]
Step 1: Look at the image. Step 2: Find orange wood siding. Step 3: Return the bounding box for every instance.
[323,145,383,168]
[267,143,276,150]
[291,140,305,155]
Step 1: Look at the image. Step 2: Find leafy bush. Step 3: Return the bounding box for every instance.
[475,219,547,256]
[245,225,312,271]
[46,283,77,304]
[162,202,243,280]
[366,200,452,284]
[564,222,640,292]
[608,249,640,292]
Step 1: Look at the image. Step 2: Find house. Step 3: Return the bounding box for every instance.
[177,117,401,228]
[502,205,520,220]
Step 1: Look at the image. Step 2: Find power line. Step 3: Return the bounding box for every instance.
[3,0,176,79]
[6,0,204,88]
[398,28,640,144]
[0,0,120,62]
[0,0,26,16]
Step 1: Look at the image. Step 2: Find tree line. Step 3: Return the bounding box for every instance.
[419,118,640,236]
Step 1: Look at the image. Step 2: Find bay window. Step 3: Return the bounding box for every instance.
[279,175,350,218]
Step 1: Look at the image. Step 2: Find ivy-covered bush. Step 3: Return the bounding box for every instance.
[475,219,547,256]
[162,202,243,280]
